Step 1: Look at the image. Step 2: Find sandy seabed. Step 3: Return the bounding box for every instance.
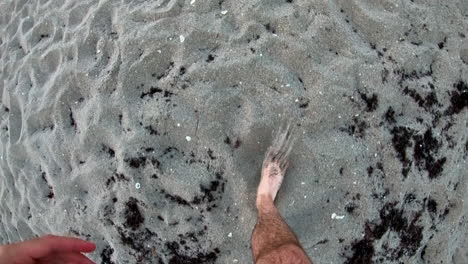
[0,0,467,263]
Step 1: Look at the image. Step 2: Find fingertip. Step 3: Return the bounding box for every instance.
[80,241,96,253]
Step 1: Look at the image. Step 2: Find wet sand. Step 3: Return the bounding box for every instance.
[0,0,467,263]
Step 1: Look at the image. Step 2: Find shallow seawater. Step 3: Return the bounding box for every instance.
[0,0,467,263]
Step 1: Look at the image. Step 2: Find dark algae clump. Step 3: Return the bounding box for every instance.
[412,129,446,179]
[445,80,468,115]
[343,202,424,263]
[100,246,116,264]
[123,197,145,230]
[358,91,379,112]
[389,126,446,179]
[390,126,414,177]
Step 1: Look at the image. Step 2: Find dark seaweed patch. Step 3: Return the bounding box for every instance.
[179,66,186,76]
[358,92,379,112]
[163,147,179,156]
[390,126,415,177]
[445,81,468,115]
[144,125,160,135]
[115,173,129,182]
[207,149,216,160]
[315,239,329,245]
[164,90,174,97]
[47,190,54,199]
[159,171,226,211]
[117,226,160,262]
[206,54,215,62]
[69,108,76,129]
[123,197,145,230]
[412,129,446,179]
[233,139,241,148]
[101,246,115,264]
[404,193,416,204]
[437,37,447,49]
[345,239,374,264]
[156,62,174,80]
[224,136,241,148]
[384,107,396,124]
[394,68,444,127]
[376,162,383,171]
[343,202,423,263]
[125,157,147,169]
[340,117,369,138]
[166,241,219,264]
[192,172,226,209]
[381,68,389,83]
[150,158,161,169]
[106,176,116,187]
[40,34,50,40]
[345,203,358,214]
[264,23,276,34]
[124,155,159,169]
[41,172,54,199]
[465,140,468,157]
[297,97,310,108]
[402,87,439,111]
[140,87,163,99]
[113,150,227,262]
[426,198,437,215]
[102,145,115,158]
[160,189,192,207]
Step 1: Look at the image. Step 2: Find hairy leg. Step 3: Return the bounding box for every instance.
[251,123,312,263]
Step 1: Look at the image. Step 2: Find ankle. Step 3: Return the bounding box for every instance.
[256,194,274,212]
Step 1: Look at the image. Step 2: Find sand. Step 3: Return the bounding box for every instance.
[0,0,467,263]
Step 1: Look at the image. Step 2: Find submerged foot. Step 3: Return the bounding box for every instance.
[257,122,295,204]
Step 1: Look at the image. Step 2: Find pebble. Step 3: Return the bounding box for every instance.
[331,213,345,219]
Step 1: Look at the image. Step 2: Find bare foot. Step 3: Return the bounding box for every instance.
[257,122,295,203]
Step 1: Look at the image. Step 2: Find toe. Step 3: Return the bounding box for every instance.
[280,160,289,170]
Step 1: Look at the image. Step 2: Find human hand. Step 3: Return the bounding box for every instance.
[0,234,96,264]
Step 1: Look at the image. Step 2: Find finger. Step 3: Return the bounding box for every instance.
[61,252,96,264]
[43,235,96,253]
[39,252,96,264]
[27,235,96,259]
